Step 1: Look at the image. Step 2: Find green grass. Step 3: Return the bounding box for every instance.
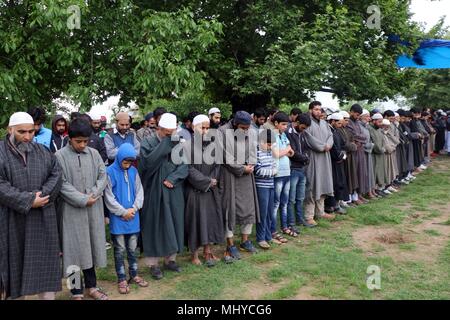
[69,157,450,300]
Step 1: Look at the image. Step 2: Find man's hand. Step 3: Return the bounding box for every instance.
[287,149,295,157]
[32,191,50,208]
[244,165,254,174]
[324,145,331,152]
[122,208,135,221]
[163,180,174,189]
[86,194,99,207]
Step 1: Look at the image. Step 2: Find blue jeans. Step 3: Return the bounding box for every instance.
[256,186,274,243]
[272,176,291,231]
[111,233,139,282]
[287,168,306,226]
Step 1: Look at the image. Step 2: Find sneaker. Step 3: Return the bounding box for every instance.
[164,261,182,273]
[150,266,163,280]
[105,242,112,250]
[227,245,241,260]
[239,240,258,254]
[335,206,347,215]
[387,186,399,193]
[339,201,350,208]
[419,164,427,170]
[383,189,392,195]
[257,241,271,250]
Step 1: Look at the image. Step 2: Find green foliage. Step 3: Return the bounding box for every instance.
[0,1,223,124]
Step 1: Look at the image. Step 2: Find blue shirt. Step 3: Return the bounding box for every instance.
[33,126,52,150]
[275,132,291,177]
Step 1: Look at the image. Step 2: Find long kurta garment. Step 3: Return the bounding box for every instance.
[184,137,224,252]
[400,121,415,172]
[0,138,62,299]
[338,126,358,193]
[329,127,349,201]
[304,116,334,201]
[55,145,108,273]
[394,123,408,177]
[218,121,260,232]
[360,122,376,192]
[139,135,188,258]
[409,119,425,167]
[347,119,369,194]
[368,124,387,186]
[383,126,399,184]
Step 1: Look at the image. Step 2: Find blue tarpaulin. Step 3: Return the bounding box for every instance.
[396,39,450,69]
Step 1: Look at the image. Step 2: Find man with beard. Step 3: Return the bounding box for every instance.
[397,110,416,183]
[208,107,222,129]
[27,107,53,150]
[219,111,260,260]
[184,114,224,266]
[136,112,156,142]
[90,111,108,139]
[50,114,69,153]
[410,108,428,171]
[303,101,335,226]
[179,111,200,141]
[251,108,267,130]
[139,113,189,279]
[325,112,348,215]
[104,112,140,164]
[0,112,62,300]
[359,110,378,199]
[338,111,360,205]
[368,113,388,197]
[346,104,370,203]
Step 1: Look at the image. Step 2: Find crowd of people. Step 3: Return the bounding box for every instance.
[1,102,449,300]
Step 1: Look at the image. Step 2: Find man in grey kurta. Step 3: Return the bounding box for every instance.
[303,101,335,225]
[138,113,188,279]
[219,111,260,260]
[0,112,62,300]
[359,110,377,198]
[368,114,388,193]
[347,104,370,201]
[55,119,108,299]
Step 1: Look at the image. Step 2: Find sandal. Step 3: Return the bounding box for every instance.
[118,280,130,294]
[203,253,217,268]
[282,227,298,238]
[88,287,109,300]
[272,233,288,243]
[129,276,149,288]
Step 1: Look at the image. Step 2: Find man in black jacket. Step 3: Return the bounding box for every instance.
[285,113,313,228]
[50,115,69,153]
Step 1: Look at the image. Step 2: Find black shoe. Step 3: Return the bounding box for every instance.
[150,266,163,280]
[164,261,182,273]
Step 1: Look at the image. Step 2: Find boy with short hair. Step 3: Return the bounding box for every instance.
[55,118,109,300]
[271,112,296,240]
[254,129,279,249]
[104,143,148,294]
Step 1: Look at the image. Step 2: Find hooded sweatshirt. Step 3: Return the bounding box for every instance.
[50,115,69,153]
[104,143,144,235]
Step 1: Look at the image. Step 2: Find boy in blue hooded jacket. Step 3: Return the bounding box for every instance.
[104,143,148,294]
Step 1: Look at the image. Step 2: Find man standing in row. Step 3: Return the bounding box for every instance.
[104,112,140,164]
[303,101,335,226]
[0,112,62,300]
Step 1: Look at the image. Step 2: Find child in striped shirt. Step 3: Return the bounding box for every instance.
[254,129,280,249]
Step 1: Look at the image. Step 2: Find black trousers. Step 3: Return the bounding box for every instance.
[70,267,97,295]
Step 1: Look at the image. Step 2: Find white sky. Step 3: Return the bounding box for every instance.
[409,0,450,32]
